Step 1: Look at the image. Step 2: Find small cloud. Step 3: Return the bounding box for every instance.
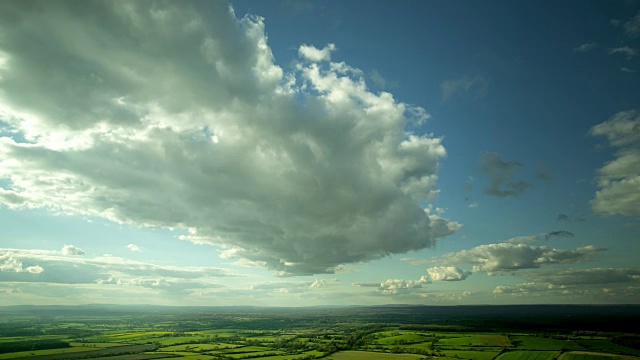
[610,19,622,27]
[609,46,637,59]
[0,251,44,274]
[468,202,479,208]
[427,266,470,281]
[369,70,386,89]
[61,244,85,256]
[379,276,429,295]
[479,152,532,197]
[25,266,44,274]
[351,282,380,288]
[621,67,636,73]
[441,74,487,102]
[557,214,569,221]
[624,10,640,38]
[127,244,143,252]
[535,162,552,181]
[573,42,598,53]
[298,43,336,62]
[310,279,328,288]
[505,230,574,244]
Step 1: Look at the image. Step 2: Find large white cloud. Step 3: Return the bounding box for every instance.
[589,110,640,216]
[0,1,458,275]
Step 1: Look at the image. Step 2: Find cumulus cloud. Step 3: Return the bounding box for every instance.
[0,1,458,275]
[0,251,44,274]
[441,74,487,102]
[61,244,85,256]
[557,214,569,221]
[573,42,598,53]
[379,276,429,295]
[430,243,605,273]
[589,110,640,216]
[298,43,336,62]
[127,244,142,252]
[426,266,470,281]
[479,152,532,197]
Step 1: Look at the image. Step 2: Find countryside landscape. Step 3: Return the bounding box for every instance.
[1,305,640,360]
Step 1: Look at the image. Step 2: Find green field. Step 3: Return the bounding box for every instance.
[497,351,560,360]
[1,307,639,360]
[512,336,586,351]
[441,349,501,360]
[558,351,629,360]
[325,351,425,360]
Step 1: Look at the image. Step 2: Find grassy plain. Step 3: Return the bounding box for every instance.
[0,305,639,360]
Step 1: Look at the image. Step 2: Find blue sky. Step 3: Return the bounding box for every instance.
[0,0,639,306]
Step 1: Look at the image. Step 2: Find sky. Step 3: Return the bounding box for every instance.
[0,0,639,307]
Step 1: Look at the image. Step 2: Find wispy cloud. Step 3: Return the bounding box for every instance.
[624,10,640,38]
[573,42,598,53]
[609,46,638,59]
[441,74,487,102]
[479,152,532,197]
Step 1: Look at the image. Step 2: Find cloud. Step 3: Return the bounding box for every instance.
[426,266,470,281]
[430,243,605,273]
[624,10,640,37]
[493,282,563,295]
[573,43,598,53]
[379,276,429,295]
[249,280,326,293]
[369,70,387,89]
[0,1,458,275]
[589,110,640,216]
[504,230,574,244]
[609,46,638,59]
[0,251,45,275]
[298,43,336,62]
[524,268,640,286]
[127,244,142,252]
[535,162,552,181]
[351,282,380,288]
[0,248,232,285]
[441,74,487,102]
[557,214,569,221]
[61,244,85,256]
[479,152,532,197]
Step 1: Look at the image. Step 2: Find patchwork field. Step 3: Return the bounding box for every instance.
[1,306,639,360]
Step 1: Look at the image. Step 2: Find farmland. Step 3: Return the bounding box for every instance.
[0,305,639,360]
